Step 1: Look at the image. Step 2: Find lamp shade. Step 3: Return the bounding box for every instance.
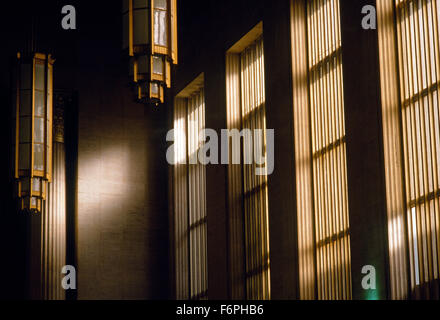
[122,0,177,104]
[13,52,54,213]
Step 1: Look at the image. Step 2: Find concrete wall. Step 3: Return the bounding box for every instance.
[75,1,169,299]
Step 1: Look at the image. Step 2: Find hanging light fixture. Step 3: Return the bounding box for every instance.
[122,0,178,105]
[13,52,54,213]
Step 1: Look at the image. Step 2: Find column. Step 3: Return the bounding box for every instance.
[41,93,67,300]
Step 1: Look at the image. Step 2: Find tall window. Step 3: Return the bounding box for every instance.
[292,0,351,300]
[397,0,439,297]
[378,0,440,299]
[173,76,208,300]
[226,29,271,300]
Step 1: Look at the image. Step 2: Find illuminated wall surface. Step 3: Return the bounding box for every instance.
[72,1,171,299]
[77,78,168,299]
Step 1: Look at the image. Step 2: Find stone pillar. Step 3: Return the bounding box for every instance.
[339,0,390,300]
[263,0,299,300]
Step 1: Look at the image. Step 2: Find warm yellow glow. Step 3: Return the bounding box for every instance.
[173,97,189,300]
[240,37,271,301]
[396,0,440,293]
[225,53,246,299]
[187,90,208,300]
[378,0,440,299]
[77,138,139,298]
[308,0,351,300]
[174,87,208,300]
[14,53,54,213]
[122,0,178,104]
[292,0,351,300]
[226,35,271,300]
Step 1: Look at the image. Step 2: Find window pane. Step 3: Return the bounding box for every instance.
[306,0,351,300]
[34,117,45,144]
[187,89,208,300]
[153,55,164,75]
[154,0,167,10]
[35,90,45,117]
[33,143,44,171]
[395,0,440,294]
[151,82,159,94]
[154,10,167,46]
[35,63,45,91]
[239,37,270,300]
[32,177,41,192]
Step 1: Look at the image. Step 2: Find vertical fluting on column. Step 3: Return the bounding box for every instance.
[41,94,66,300]
[291,0,316,300]
[174,98,189,300]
